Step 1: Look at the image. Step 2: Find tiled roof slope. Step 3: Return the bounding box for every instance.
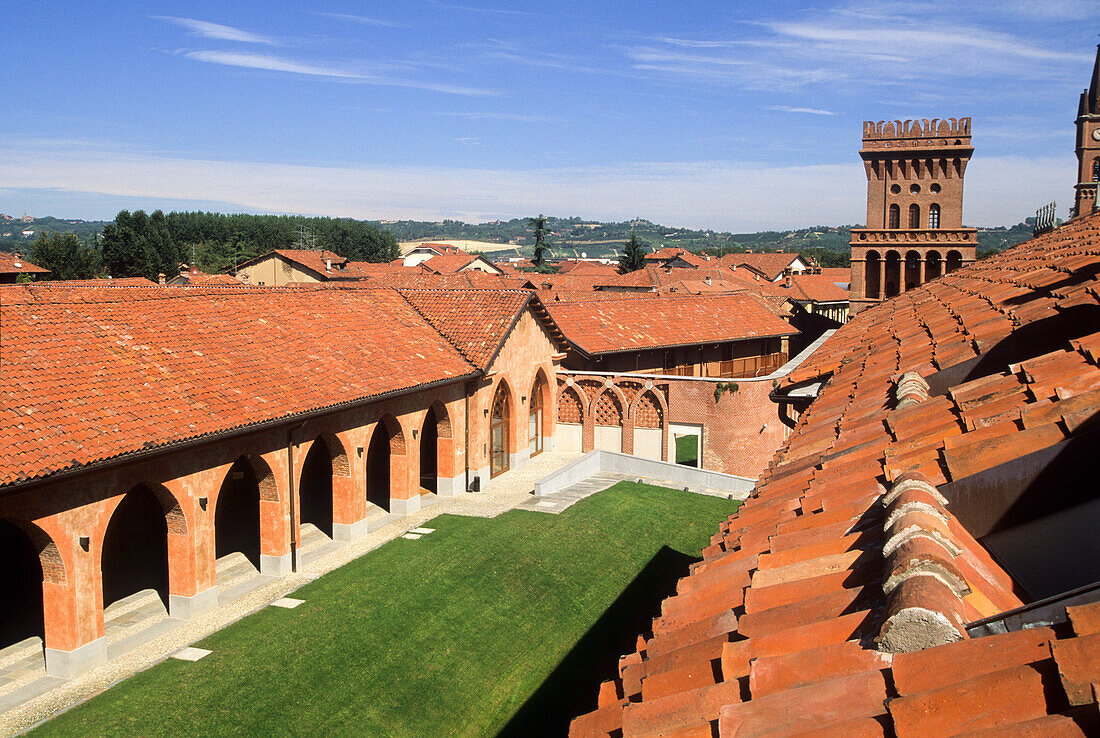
[0,253,50,275]
[785,273,850,303]
[0,284,494,487]
[543,293,796,356]
[570,212,1100,737]
[396,288,534,369]
[724,252,805,281]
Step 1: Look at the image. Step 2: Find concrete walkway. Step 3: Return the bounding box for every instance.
[0,450,582,736]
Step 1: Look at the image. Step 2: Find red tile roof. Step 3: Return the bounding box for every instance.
[543,293,797,356]
[784,273,850,303]
[398,288,535,369]
[421,253,502,275]
[570,211,1100,737]
[0,284,536,486]
[723,252,806,281]
[0,252,50,275]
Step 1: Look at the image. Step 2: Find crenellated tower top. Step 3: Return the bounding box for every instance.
[862,118,972,150]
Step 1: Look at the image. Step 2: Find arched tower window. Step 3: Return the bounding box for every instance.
[888,204,900,230]
[928,204,941,229]
[908,204,920,229]
[1093,159,1099,183]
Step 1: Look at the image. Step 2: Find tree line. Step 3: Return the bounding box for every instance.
[26,210,399,282]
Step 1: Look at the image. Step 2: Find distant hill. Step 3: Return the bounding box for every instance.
[0,216,109,252]
[0,212,1038,266]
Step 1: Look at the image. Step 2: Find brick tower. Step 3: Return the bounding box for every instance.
[1074,44,1100,218]
[848,118,977,315]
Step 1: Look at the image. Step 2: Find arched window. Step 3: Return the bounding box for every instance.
[909,204,920,229]
[1093,159,1099,182]
[928,204,941,229]
[888,204,900,229]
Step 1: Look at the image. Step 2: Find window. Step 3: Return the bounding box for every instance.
[1093,159,1099,183]
[909,204,920,229]
[888,204,900,229]
[929,204,941,229]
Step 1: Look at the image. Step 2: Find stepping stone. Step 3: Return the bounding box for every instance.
[410,527,435,535]
[172,647,211,662]
[270,597,304,609]
[401,533,422,540]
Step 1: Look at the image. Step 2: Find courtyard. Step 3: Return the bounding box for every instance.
[27,482,739,737]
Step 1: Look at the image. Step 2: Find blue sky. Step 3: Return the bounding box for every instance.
[2,1,1098,230]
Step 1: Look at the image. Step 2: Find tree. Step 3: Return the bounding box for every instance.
[618,231,647,274]
[30,232,103,281]
[528,214,549,267]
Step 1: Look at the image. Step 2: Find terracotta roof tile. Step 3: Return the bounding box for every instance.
[0,283,537,486]
[570,211,1100,737]
[543,293,796,356]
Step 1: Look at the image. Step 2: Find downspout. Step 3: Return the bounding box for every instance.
[464,381,472,493]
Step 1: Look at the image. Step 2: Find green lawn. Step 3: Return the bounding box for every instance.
[33,483,739,737]
[675,434,699,466]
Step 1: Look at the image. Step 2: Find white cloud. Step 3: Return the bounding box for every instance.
[768,106,836,116]
[0,139,1075,230]
[185,51,360,79]
[153,17,278,45]
[318,12,400,28]
[184,51,497,96]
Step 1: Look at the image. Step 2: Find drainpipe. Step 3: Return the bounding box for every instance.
[464,381,472,493]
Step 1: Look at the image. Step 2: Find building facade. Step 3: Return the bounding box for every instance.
[1074,45,1100,218]
[849,118,977,315]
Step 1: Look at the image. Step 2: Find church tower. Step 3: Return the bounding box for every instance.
[1074,44,1100,218]
[848,118,978,316]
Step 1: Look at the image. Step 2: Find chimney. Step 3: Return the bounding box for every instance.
[784,274,792,289]
[13,253,21,268]
[180,263,189,276]
[326,258,332,272]
[158,273,166,285]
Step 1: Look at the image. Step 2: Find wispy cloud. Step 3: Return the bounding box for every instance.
[318,12,401,28]
[153,16,278,45]
[183,50,497,96]
[621,1,1091,95]
[186,51,358,79]
[768,105,836,116]
[425,1,538,17]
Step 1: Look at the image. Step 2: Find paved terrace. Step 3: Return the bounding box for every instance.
[0,452,590,735]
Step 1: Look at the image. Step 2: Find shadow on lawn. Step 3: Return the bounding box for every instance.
[498,545,697,737]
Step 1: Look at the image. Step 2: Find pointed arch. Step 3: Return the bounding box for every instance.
[214,456,268,573]
[0,518,63,650]
[490,380,513,478]
[528,369,551,457]
[102,484,171,610]
[928,203,941,229]
[300,433,347,539]
[367,415,405,511]
[557,384,586,423]
[592,388,625,453]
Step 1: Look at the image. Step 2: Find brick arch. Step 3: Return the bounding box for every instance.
[530,367,552,410]
[241,454,279,502]
[557,385,585,424]
[4,518,66,584]
[592,388,625,426]
[589,385,628,424]
[429,400,453,439]
[313,432,351,477]
[630,389,667,428]
[374,414,406,456]
[144,482,188,536]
